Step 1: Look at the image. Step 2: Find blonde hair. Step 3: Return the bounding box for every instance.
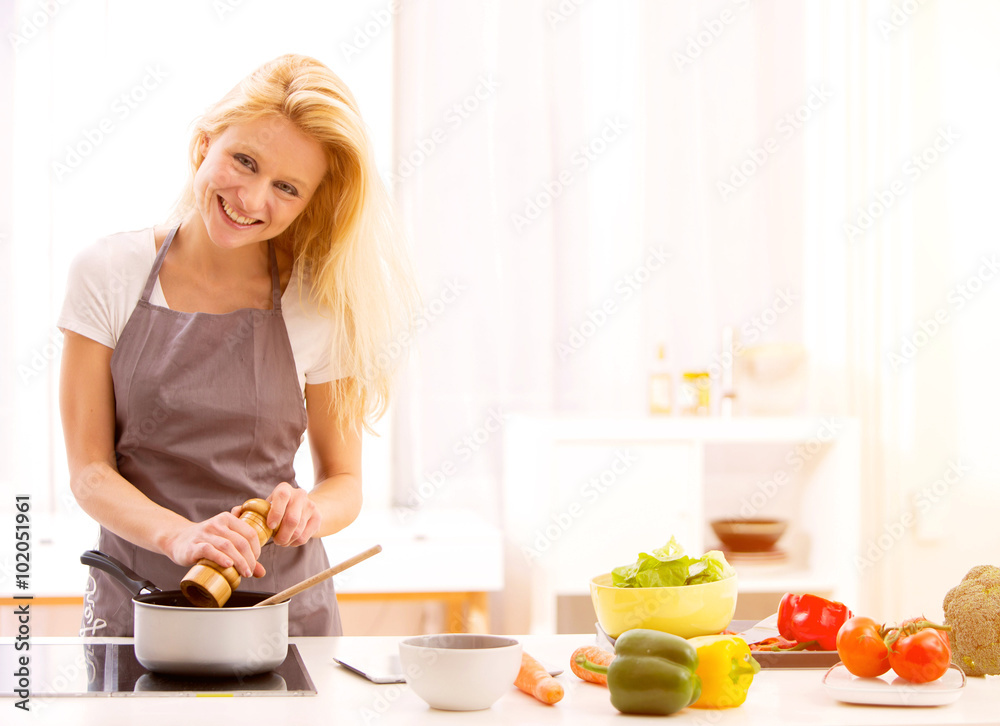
[173,54,418,434]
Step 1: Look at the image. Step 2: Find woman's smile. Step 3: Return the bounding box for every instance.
[218,195,262,228]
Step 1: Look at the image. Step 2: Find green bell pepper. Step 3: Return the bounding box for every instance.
[576,629,702,716]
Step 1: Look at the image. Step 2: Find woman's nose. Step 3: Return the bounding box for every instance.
[237,178,268,215]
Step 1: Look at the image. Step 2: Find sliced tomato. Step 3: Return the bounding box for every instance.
[837,616,890,677]
[749,636,800,652]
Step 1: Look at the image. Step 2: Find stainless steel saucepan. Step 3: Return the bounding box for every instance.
[81,550,289,677]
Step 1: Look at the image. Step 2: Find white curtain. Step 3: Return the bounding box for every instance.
[805,0,1000,619]
[393,0,1000,620]
[391,0,808,516]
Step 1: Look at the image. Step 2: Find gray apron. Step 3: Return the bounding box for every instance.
[82,226,341,637]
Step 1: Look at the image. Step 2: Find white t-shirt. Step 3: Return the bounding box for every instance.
[57,228,344,392]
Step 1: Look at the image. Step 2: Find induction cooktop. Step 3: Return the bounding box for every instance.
[0,643,316,697]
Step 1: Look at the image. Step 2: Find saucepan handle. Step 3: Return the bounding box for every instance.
[81,549,161,597]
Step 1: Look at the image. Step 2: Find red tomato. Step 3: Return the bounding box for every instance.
[887,621,951,684]
[836,616,890,677]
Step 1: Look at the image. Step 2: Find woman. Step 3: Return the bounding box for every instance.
[58,54,417,636]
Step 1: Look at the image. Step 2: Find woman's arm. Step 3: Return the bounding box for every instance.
[59,331,266,578]
[264,379,362,545]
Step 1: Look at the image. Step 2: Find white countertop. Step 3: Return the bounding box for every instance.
[3,635,999,725]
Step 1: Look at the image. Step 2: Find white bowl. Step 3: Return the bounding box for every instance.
[398,634,522,711]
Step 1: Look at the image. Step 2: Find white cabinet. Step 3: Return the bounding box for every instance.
[501,415,861,634]
[324,507,503,596]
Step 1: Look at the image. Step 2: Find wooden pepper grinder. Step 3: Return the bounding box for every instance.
[180,498,274,608]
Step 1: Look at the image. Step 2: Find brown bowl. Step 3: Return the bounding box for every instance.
[710,518,787,552]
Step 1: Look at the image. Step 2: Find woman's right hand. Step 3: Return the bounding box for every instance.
[165,512,266,579]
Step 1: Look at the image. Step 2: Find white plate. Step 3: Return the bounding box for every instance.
[822,663,966,707]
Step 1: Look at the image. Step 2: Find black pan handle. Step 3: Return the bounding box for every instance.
[81,550,161,597]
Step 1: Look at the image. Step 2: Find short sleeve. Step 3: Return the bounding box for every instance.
[58,240,119,347]
[281,274,348,390]
[56,230,153,349]
[299,306,344,385]
[305,347,337,385]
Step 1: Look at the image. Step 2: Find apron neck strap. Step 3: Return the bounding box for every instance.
[141,226,178,302]
[268,241,282,311]
[141,228,283,312]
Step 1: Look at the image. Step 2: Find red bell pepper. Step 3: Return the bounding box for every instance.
[777,593,853,651]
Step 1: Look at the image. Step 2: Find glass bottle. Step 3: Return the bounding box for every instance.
[649,344,673,415]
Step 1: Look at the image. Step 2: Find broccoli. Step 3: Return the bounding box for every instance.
[942,565,1000,677]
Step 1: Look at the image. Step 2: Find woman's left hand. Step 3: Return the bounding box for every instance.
[232,482,322,547]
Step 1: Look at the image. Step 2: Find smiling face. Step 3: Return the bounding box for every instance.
[192,115,328,250]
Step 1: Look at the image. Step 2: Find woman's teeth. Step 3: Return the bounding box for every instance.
[220,197,260,226]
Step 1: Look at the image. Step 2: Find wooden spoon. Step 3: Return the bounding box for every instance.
[253,544,382,607]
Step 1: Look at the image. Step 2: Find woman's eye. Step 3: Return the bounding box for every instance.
[234,154,255,171]
[276,182,298,196]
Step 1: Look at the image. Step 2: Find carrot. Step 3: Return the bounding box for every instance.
[570,645,613,685]
[514,650,564,705]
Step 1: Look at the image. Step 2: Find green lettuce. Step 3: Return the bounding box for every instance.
[685,550,735,585]
[611,538,735,588]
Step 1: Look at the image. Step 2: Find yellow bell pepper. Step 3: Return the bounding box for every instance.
[686,634,760,709]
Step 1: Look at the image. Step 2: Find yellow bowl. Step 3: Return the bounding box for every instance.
[590,572,738,639]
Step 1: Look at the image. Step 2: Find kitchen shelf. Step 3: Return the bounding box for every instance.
[730,572,837,594]
[501,414,861,634]
[514,414,849,443]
